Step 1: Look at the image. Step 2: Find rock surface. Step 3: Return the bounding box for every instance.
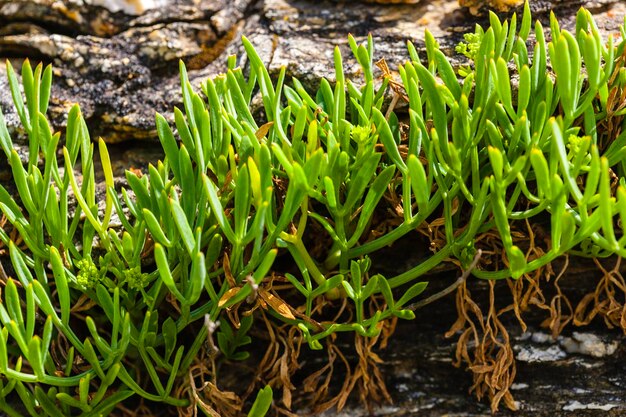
[311,258,626,416]
[0,0,624,143]
[0,0,254,141]
[321,317,626,417]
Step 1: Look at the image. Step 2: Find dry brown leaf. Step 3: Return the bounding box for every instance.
[255,121,274,141]
[218,287,242,308]
[259,289,296,320]
[223,253,236,287]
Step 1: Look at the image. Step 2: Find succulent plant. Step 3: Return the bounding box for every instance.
[0,1,625,415]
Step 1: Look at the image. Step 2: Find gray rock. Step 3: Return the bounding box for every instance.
[0,0,254,142]
[515,344,568,363]
[560,332,619,358]
[1,0,624,144]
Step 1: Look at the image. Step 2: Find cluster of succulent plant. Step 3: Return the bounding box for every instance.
[0,59,275,416]
[1,1,626,415]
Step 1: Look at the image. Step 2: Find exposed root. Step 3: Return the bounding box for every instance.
[446,280,517,412]
[502,219,548,333]
[302,336,353,414]
[353,333,392,411]
[247,311,300,410]
[378,314,398,350]
[532,257,573,339]
[445,218,581,412]
[177,360,243,417]
[303,331,392,414]
[446,216,626,414]
[574,257,626,332]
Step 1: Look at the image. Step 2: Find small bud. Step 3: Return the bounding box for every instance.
[75,257,100,290]
[124,266,148,291]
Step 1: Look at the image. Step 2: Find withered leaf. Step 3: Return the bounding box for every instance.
[218,287,242,308]
[255,121,274,141]
[259,289,296,320]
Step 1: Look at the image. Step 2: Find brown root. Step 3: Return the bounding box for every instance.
[531,257,574,339]
[247,311,300,411]
[354,332,393,411]
[574,257,626,332]
[177,359,244,417]
[446,280,517,412]
[302,331,393,415]
[302,336,352,414]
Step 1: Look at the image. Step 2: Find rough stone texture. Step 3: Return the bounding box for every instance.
[0,0,254,142]
[319,315,626,417]
[310,254,626,416]
[0,0,624,144]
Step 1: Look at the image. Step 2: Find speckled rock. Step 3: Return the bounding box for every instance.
[312,272,626,417]
[0,0,253,142]
[0,0,624,144]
